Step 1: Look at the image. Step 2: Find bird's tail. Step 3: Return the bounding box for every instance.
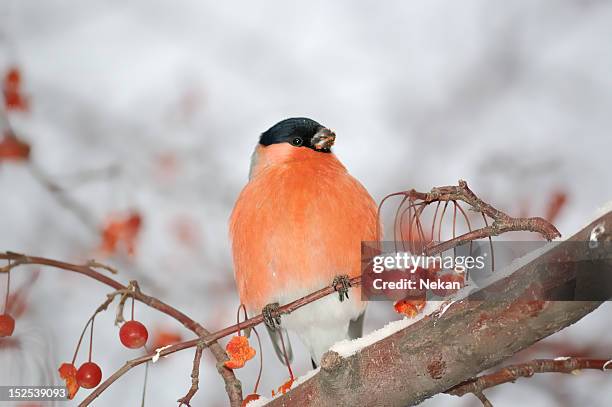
[348,312,365,340]
[266,325,293,366]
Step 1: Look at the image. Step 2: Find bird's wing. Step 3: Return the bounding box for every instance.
[266,325,293,365]
[348,312,365,340]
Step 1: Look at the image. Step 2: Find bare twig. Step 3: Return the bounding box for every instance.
[0,252,242,407]
[447,358,612,402]
[86,260,118,274]
[474,391,493,407]
[28,162,99,233]
[177,342,205,407]
[114,280,140,325]
[0,253,194,334]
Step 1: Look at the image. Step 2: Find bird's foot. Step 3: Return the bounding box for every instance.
[332,275,352,302]
[262,302,282,330]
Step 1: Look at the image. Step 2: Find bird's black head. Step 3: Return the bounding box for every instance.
[259,118,336,153]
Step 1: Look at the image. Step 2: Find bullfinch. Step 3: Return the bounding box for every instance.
[230,117,379,366]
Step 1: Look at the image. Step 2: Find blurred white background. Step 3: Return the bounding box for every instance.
[0,0,611,406]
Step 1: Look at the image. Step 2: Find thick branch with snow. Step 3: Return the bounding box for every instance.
[266,211,611,407]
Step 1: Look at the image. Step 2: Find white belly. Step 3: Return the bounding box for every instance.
[278,286,364,364]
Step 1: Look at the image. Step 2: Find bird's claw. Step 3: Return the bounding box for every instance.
[332,275,352,302]
[262,302,282,330]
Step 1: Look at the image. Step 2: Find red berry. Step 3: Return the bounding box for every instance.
[119,320,148,349]
[76,362,102,389]
[0,314,15,337]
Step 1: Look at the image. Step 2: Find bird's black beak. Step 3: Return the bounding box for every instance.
[312,128,336,150]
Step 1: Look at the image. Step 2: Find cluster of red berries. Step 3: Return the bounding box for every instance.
[58,300,149,397]
[73,320,149,389]
[1,265,151,397]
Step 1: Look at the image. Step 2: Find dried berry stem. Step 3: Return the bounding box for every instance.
[3,264,9,313]
[407,180,561,255]
[88,317,95,362]
[252,326,263,394]
[72,295,116,365]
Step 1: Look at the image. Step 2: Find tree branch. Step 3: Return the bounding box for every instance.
[0,252,242,407]
[267,211,611,406]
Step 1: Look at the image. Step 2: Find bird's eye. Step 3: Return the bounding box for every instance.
[290,137,303,147]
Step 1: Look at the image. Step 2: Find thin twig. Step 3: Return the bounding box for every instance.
[86,260,118,274]
[177,343,204,407]
[447,357,612,401]
[0,252,242,407]
[115,281,139,325]
[28,162,99,233]
[474,391,493,407]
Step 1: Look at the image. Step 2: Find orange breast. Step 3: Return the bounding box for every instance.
[230,146,378,311]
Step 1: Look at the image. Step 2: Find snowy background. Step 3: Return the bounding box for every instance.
[0,0,611,406]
